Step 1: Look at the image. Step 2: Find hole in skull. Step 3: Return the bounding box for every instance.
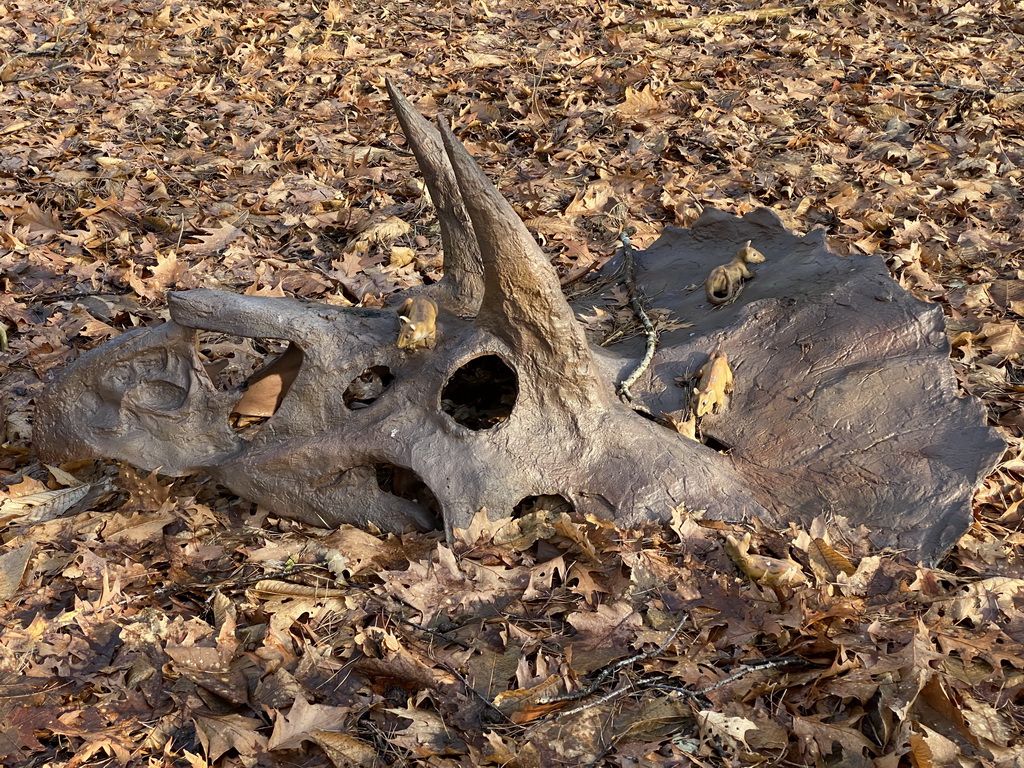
[196,332,302,434]
[374,463,442,524]
[512,494,575,519]
[198,333,289,392]
[701,433,732,453]
[441,355,517,430]
[234,343,303,420]
[344,366,395,410]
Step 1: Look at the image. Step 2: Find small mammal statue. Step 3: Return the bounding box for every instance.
[704,240,766,305]
[396,296,438,350]
[694,349,733,417]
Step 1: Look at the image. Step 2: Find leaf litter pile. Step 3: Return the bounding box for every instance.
[1,0,1024,765]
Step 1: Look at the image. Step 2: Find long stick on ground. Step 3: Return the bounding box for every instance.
[624,0,851,32]
[616,233,659,402]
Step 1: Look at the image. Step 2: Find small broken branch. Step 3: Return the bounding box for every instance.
[540,610,688,707]
[626,0,851,32]
[542,654,804,723]
[655,657,804,698]
[617,232,659,402]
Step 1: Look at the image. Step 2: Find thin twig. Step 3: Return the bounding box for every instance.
[539,611,688,705]
[15,290,132,303]
[550,682,636,719]
[657,657,804,698]
[0,30,88,80]
[616,232,659,402]
[905,41,1024,95]
[899,79,1024,96]
[2,62,75,83]
[619,0,850,32]
[547,656,804,723]
[387,613,472,650]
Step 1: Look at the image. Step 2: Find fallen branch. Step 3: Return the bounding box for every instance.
[616,232,659,402]
[539,611,688,707]
[633,0,850,31]
[577,657,805,768]
[549,656,804,721]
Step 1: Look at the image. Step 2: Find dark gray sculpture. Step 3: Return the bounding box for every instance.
[34,84,1003,562]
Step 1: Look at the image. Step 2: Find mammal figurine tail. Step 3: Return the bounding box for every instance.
[705,241,766,305]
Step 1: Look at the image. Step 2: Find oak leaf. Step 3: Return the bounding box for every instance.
[386,705,467,756]
[194,714,267,763]
[268,693,352,751]
[182,223,248,254]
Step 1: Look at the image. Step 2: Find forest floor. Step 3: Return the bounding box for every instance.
[1,0,1023,765]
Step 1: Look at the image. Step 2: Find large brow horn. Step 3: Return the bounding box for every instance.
[436,118,603,405]
[386,81,484,315]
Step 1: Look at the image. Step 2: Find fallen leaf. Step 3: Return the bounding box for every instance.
[182,223,248,254]
[268,693,352,751]
[194,714,267,763]
[0,545,34,601]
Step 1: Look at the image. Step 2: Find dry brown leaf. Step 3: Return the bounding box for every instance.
[0,484,90,526]
[908,730,935,768]
[567,601,642,650]
[182,223,248,254]
[990,92,1024,111]
[166,645,251,706]
[723,533,807,587]
[946,577,1024,624]
[0,545,34,601]
[354,215,410,243]
[193,714,267,763]
[310,731,381,768]
[987,279,1024,316]
[808,537,857,581]
[979,321,1024,358]
[101,511,176,545]
[617,85,667,123]
[385,705,467,755]
[232,344,303,418]
[791,714,877,763]
[463,52,507,69]
[491,673,563,723]
[268,693,352,751]
[697,710,757,751]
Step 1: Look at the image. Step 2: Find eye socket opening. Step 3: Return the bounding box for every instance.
[441,354,518,430]
[344,366,395,410]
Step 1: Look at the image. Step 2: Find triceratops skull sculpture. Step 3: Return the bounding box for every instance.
[35,83,1003,562]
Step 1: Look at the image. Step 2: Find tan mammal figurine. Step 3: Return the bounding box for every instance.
[694,349,733,417]
[396,297,438,350]
[704,240,766,305]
